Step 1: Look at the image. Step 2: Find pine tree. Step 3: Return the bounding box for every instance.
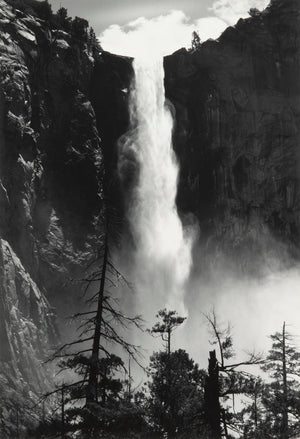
[190,31,201,52]
[39,206,144,436]
[55,7,72,31]
[148,310,200,439]
[49,226,143,404]
[148,349,206,439]
[238,378,272,439]
[261,322,300,439]
[150,308,186,355]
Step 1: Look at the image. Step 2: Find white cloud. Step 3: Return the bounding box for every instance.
[211,0,270,25]
[99,10,227,58]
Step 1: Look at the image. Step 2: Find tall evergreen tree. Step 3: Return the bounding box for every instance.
[261,322,300,439]
[147,310,206,439]
[150,309,186,355]
[148,349,206,439]
[39,204,144,436]
[190,31,201,52]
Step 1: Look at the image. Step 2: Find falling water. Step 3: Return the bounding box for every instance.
[119,55,194,314]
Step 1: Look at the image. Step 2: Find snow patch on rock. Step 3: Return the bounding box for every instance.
[56,38,70,49]
[17,29,36,44]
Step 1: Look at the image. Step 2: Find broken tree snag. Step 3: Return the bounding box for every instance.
[204,350,222,439]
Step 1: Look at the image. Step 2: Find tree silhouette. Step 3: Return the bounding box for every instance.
[204,311,262,438]
[49,232,143,403]
[261,322,300,439]
[190,31,201,52]
[248,7,261,17]
[38,202,144,438]
[148,349,206,439]
[148,309,191,439]
[150,308,186,355]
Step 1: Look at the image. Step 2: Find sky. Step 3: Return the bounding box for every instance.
[48,0,270,56]
[49,0,221,33]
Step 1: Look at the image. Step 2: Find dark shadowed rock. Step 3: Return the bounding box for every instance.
[164,0,300,271]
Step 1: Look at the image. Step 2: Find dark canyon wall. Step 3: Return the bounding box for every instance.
[165,0,300,270]
[0,0,131,430]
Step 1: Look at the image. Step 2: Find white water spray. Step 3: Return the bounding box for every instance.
[119,56,194,314]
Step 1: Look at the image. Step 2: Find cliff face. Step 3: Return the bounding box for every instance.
[165,0,300,270]
[0,0,131,431]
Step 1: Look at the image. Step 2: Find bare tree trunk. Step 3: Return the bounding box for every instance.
[282,322,288,439]
[101,363,107,407]
[222,409,229,439]
[86,234,108,404]
[166,329,172,439]
[16,406,19,439]
[61,386,65,437]
[42,400,45,424]
[128,355,132,400]
[254,383,258,432]
[204,350,222,439]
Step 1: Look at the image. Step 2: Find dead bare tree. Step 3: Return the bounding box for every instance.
[204,310,263,439]
[46,204,144,414]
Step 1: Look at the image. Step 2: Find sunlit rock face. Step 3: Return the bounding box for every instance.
[0,238,56,382]
[164,0,300,271]
[0,239,56,436]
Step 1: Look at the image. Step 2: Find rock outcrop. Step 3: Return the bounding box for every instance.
[0,238,56,436]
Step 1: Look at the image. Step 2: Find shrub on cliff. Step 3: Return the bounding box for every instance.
[189,31,201,52]
[71,16,89,42]
[54,6,72,31]
[248,7,262,18]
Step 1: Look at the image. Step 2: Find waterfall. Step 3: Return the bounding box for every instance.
[119,56,194,314]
